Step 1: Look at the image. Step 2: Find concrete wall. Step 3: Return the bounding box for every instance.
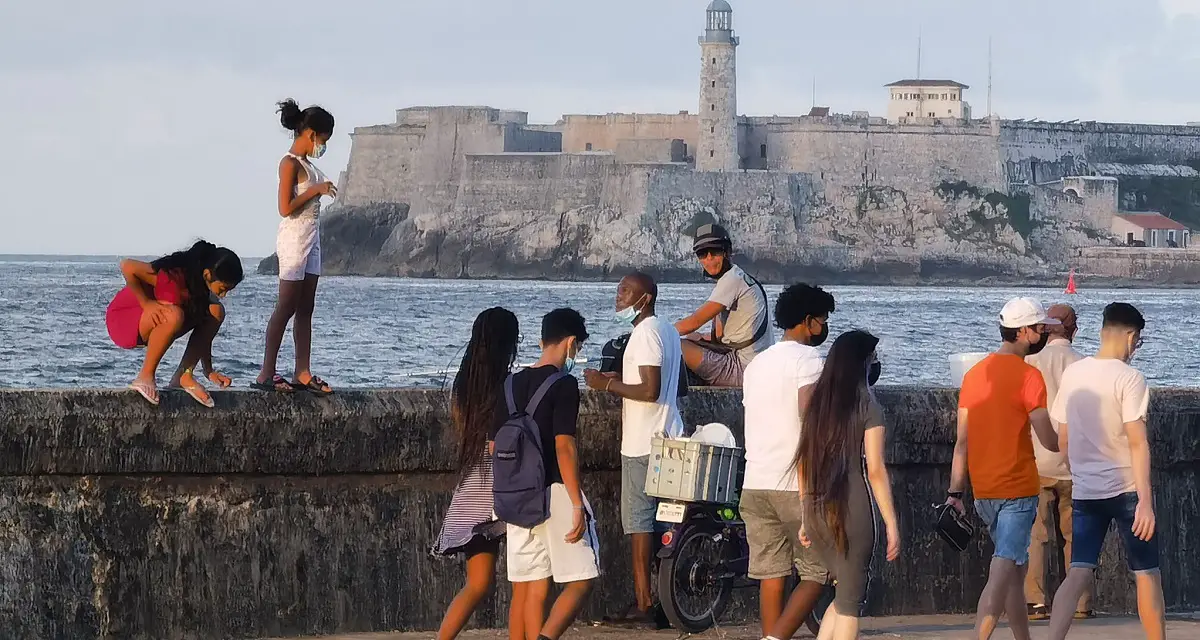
[3,388,1197,640]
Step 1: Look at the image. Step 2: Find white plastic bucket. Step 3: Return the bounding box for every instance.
[948,352,989,387]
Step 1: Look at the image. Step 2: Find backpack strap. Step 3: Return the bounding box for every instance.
[504,373,518,416]
[719,272,770,351]
[525,371,568,416]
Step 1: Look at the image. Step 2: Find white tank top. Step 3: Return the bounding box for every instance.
[286,152,327,220]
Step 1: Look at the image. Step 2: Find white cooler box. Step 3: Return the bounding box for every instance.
[644,436,744,504]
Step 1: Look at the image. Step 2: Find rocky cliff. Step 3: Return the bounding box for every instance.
[260,160,1098,285]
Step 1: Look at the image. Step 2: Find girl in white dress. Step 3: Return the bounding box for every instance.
[253,99,336,394]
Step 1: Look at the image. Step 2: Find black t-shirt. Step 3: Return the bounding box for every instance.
[490,365,580,487]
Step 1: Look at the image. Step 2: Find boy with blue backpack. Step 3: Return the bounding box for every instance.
[493,308,598,640]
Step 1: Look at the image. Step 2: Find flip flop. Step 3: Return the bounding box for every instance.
[250,374,295,393]
[171,382,215,408]
[292,375,333,396]
[128,380,160,406]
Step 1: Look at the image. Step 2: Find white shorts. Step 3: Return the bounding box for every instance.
[277,216,321,281]
[506,483,601,584]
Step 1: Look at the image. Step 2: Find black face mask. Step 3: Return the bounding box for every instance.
[810,322,829,347]
[868,361,881,386]
[1027,331,1050,356]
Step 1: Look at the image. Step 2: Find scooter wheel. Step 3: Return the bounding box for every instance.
[657,527,734,633]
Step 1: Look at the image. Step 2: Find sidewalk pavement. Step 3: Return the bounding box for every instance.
[270,613,1199,640]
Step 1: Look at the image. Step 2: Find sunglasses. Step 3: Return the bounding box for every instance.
[695,248,723,259]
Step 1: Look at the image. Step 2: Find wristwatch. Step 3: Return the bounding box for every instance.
[947,490,964,499]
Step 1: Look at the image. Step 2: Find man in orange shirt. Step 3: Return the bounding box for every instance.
[947,297,1062,640]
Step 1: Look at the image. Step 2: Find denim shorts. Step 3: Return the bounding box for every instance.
[975,496,1038,565]
[621,455,659,534]
[1071,492,1160,572]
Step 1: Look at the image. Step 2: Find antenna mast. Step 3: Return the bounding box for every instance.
[916,27,923,117]
[917,27,922,80]
[987,37,994,118]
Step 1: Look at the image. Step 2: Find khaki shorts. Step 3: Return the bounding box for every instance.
[507,484,601,584]
[740,489,829,582]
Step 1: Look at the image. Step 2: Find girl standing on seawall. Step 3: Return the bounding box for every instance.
[795,330,901,640]
[253,99,337,394]
[105,240,244,407]
[432,307,521,640]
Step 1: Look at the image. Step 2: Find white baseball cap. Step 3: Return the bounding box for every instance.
[999,297,1062,329]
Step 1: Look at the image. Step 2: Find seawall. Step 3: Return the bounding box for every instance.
[1,388,1197,639]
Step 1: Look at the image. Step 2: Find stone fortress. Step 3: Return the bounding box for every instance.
[267,0,1200,284]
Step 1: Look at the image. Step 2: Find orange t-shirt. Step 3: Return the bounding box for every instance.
[958,353,1047,499]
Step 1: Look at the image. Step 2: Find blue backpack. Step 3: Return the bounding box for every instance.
[492,371,567,528]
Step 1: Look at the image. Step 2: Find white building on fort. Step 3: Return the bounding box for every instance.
[886,79,972,123]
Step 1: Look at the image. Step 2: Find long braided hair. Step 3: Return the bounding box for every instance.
[793,329,879,554]
[451,307,520,474]
[150,240,242,320]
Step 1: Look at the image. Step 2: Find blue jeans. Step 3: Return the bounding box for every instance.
[1072,492,1160,572]
[621,455,659,534]
[975,496,1038,565]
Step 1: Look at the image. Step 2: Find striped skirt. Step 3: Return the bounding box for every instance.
[431,455,504,556]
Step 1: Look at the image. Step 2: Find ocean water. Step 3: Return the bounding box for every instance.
[0,257,1195,390]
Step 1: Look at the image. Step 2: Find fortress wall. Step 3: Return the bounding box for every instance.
[340,128,426,206]
[456,153,612,217]
[560,113,698,154]
[2,388,1197,639]
[1075,246,1200,282]
[1001,122,1200,184]
[614,138,686,163]
[502,125,562,153]
[407,110,511,218]
[755,122,1006,194]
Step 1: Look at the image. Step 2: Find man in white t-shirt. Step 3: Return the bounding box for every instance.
[584,272,683,626]
[675,223,774,387]
[1023,303,1093,619]
[1047,303,1163,640]
[739,283,835,640]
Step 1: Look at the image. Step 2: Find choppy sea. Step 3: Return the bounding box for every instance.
[1,257,1195,390]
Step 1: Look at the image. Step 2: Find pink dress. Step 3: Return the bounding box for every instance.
[105,270,187,349]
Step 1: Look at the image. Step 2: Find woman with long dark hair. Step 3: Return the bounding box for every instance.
[795,330,900,640]
[106,240,244,406]
[432,307,521,640]
[252,98,337,394]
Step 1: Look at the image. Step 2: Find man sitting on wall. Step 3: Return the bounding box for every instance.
[674,223,774,387]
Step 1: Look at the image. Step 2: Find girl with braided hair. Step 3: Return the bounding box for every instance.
[433,307,522,640]
[105,240,244,406]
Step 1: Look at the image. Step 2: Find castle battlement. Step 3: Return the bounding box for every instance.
[316,1,1200,285]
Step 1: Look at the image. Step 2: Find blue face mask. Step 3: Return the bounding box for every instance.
[563,352,577,374]
[615,294,647,325]
[310,142,327,159]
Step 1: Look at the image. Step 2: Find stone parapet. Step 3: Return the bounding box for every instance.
[0,388,1197,639]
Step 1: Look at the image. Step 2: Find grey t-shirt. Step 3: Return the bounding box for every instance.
[707,265,774,365]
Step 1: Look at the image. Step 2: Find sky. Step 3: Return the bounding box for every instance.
[3,0,1200,257]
